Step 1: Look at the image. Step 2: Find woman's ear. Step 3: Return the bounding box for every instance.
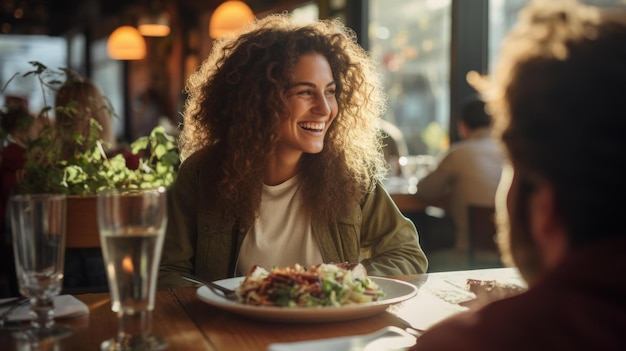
[529,183,567,268]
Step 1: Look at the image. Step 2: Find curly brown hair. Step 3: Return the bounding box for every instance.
[482,1,626,246]
[180,13,387,224]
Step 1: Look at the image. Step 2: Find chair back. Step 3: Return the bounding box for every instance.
[467,205,498,265]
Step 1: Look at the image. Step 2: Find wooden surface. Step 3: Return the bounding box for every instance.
[172,287,407,351]
[1,268,525,351]
[0,289,213,351]
[65,196,100,248]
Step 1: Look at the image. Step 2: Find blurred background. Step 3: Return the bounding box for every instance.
[1,0,624,151]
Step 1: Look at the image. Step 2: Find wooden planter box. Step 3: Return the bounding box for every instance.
[66,196,101,248]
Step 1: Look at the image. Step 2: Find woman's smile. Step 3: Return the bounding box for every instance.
[277,52,338,156]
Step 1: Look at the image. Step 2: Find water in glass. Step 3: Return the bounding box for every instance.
[98,188,168,351]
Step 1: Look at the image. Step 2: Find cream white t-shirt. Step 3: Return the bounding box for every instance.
[236,176,323,276]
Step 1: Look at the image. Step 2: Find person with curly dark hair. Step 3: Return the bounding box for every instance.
[158,14,428,288]
[410,0,626,349]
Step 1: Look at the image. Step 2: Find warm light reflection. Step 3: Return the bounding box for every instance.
[138,23,170,36]
[107,26,146,60]
[209,0,255,39]
[466,70,490,92]
[138,12,171,37]
[122,256,134,273]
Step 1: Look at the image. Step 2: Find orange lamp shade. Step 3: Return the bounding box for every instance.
[138,12,171,37]
[138,23,171,37]
[107,26,146,60]
[209,1,255,39]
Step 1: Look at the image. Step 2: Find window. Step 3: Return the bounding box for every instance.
[369,0,452,156]
[90,38,125,141]
[0,35,66,114]
[488,0,625,72]
[370,0,622,158]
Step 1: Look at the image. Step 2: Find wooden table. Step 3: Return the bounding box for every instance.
[1,268,524,351]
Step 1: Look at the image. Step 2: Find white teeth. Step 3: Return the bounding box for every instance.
[299,122,325,131]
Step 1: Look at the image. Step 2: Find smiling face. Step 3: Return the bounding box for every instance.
[276,53,338,159]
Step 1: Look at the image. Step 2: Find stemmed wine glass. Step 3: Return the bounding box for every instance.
[97,187,168,351]
[9,194,72,341]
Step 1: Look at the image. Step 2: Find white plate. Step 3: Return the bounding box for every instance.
[196,276,418,323]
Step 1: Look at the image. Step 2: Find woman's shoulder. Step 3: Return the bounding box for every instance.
[182,146,219,168]
[177,146,224,184]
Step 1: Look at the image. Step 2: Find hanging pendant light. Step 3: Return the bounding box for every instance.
[107,25,146,60]
[138,11,170,37]
[209,1,255,39]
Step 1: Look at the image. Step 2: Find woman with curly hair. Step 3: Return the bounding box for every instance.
[158,13,428,288]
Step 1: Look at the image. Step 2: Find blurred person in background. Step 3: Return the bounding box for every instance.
[410,0,626,349]
[414,97,504,271]
[0,97,36,216]
[55,77,141,170]
[0,96,40,296]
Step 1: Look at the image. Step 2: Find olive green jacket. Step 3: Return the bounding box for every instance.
[158,148,428,289]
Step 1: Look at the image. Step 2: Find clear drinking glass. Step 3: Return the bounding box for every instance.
[97,187,168,351]
[9,193,72,340]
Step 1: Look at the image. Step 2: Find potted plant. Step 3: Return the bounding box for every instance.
[2,62,180,247]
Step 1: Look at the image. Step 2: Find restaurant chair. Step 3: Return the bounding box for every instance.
[467,205,502,268]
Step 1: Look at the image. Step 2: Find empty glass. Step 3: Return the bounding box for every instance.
[9,193,72,340]
[97,187,168,351]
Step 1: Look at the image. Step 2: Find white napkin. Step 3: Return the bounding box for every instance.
[386,291,468,331]
[268,326,417,351]
[0,295,89,322]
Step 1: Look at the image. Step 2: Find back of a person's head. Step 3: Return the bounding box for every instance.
[1,98,32,134]
[488,0,626,245]
[461,98,491,130]
[55,78,115,147]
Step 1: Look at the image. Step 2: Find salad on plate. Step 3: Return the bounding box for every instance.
[236,262,386,308]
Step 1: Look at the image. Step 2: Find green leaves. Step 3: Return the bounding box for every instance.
[11,62,180,195]
[20,125,179,195]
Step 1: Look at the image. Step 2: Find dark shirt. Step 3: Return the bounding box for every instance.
[411,236,626,351]
[0,142,26,234]
[0,142,25,296]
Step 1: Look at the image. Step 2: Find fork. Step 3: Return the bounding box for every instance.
[0,297,29,327]
[179,273,239,301]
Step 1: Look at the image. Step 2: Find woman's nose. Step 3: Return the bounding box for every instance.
[312,95,332,115]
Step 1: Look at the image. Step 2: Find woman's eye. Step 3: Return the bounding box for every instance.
[297,90,313,96]
[325,89,336,96]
